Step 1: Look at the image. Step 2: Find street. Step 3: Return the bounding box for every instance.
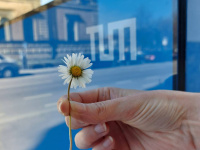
[0,62,173,150]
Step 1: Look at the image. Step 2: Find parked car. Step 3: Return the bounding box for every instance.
[0,54,20,78]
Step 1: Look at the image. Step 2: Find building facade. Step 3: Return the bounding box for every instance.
[0,0,40,24]
[0,0,98,68]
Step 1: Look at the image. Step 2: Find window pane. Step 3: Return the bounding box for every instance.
[0,0,176,150]
[186,0,200,92]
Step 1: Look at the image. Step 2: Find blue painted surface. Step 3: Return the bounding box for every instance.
[34,123,83,150]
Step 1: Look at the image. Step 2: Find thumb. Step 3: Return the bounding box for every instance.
[70,99,125,124]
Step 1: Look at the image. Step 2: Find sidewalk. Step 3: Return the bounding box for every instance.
[20,67,58,75]
[19,61,173,76]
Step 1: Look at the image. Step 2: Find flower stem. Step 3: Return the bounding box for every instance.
[67,78,73,150]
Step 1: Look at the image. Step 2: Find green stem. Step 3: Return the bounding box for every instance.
[68,78,73,150]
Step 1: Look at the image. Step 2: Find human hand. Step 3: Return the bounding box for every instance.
[57,87,200,150]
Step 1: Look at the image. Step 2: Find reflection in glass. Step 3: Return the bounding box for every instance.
[0,0,41,22]
[0,0,175,150]
[0,0,173,69]
[186,0,200,92]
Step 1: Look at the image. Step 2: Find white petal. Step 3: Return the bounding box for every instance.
[80,69,93,84]
[83,69,94,77]
[58,65,68,73]
[58,67,70,77]
[71,53,77,66]
[63,57,70,68]
[82,58,92,69]
[61,74,71,79]
[77,77,86,88]
[77,54,84,67]
[58,65,66,69]
[63,57,68,65]
[58,53,93,89]
[81,74,91,83]
[71,78,75,88]
[71,78,79,89]
[63,75,72,85]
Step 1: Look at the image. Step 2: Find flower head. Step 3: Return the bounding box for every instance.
[58,53,93,88]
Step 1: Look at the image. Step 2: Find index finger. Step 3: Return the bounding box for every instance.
[58,87,143,106]
[58,87,112,105]
[57,87,110,116]
[70,87,143,103]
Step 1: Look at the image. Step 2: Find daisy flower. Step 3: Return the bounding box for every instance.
[58,53,93,88]
[58,53,93,150]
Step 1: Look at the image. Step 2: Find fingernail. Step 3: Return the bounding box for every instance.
[94,123,107,133]
[103,136,113,148]
[58,100,63,113]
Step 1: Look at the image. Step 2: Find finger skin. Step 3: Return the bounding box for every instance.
[57,87,110,109]
[92,136,114,150]
[75,123,109,149]
[56,87,200,150]
[57,90,144,124]
[57,88,190,132]
[57,87,141,110]
[57,87,142,117]
[58,94,143,124]
[65,116,89,129]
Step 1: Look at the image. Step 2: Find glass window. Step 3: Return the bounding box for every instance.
[0,0,176,149]
[0,54,3,60]
[186,0,200,92]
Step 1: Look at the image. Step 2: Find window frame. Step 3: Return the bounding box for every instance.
[175,0,187,91]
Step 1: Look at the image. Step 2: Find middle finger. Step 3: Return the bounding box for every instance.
[75,123,109,149]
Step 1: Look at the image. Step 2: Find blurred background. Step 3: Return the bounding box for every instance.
[0,0,198,149]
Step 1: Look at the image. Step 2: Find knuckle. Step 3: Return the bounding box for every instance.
[97,87,112,101]
[103,87,111,98]
[80,103,88,113]
[104,87,111,92]
[94,102,107,121]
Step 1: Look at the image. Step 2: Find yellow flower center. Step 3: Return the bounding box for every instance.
[70,66,82,77]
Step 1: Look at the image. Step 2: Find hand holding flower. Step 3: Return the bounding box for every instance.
[57,87,200,150]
